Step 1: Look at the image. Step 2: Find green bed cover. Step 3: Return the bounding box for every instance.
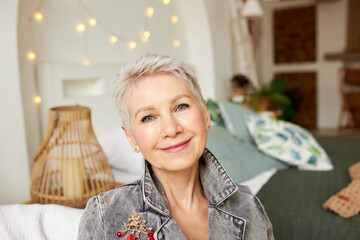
[257,136,360,240]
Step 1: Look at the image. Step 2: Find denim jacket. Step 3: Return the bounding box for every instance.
[78,148,274,240]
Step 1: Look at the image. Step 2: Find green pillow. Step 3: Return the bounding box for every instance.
[218,100,256,144]
[206,125,287,183]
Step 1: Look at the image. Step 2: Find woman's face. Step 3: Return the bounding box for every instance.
[123,73,210,173]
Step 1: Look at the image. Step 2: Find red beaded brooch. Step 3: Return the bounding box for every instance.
[117,214,155,240]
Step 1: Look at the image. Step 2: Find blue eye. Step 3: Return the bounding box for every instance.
[177,104,189,111]
[141,115,153,122]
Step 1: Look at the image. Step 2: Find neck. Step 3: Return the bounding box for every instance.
[152,161,206,211]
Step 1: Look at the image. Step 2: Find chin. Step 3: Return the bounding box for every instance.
[162,158,199,172]
[160,147,204,172]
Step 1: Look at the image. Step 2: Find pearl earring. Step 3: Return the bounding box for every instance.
[134,146,140,153]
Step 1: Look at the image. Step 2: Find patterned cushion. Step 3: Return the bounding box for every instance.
[246,114,333,171]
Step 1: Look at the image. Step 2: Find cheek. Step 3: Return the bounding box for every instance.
[182,109,207,130]
[132,127,156,150]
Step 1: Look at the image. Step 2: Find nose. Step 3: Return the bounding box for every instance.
[161,114,182,138]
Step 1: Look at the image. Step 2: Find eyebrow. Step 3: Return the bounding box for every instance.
[134,94,191,118]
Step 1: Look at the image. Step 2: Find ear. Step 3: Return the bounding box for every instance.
[202,99,211,130]
[121,125,140,153]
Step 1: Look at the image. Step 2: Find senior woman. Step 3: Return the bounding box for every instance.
[78,54,274,240]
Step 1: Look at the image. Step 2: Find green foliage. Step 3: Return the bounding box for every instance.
[270,77,286,94]
[251,78,295,121]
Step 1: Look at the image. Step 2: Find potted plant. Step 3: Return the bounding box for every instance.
[250,77,295,121]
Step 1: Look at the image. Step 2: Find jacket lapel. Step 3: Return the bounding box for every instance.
[155,217,187,240]
[208,206,246,240]
[142,149,246,240]
[155,207,246,240]
[201,149,247,240]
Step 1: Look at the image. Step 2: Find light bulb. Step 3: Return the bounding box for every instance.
[34,12,43,21]
[146,7,154,18]
[143,31,150,38]
[171,15,178,23]
[27,51,36,60]
[163,0,170,5]
[142,36,149,43]
[173,40,181,47]
[34,96,42,104]
[89,18,97,26]
[110,36,118,43]
[83,59,90,66]
[128,41,137,49]
[76,23,86,32]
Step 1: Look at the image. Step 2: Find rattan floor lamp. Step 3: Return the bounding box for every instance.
[30,106,115,208]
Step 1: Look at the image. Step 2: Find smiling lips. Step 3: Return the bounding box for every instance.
[161,139,191,153]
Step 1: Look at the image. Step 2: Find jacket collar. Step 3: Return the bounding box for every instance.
[141,148,238,216]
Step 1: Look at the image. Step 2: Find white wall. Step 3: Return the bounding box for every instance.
[0,0,31,204]
[179,0,234,100]
[178,0,216,99]
[205,0,233,100]
[259,0,348,129]
[17,0,193,167]
[317,0,347,128]
[17,0,233,169]
[10,0,233,204]
[18,0,43,171]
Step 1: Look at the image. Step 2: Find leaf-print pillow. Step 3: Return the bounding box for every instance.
[246,114,333,171]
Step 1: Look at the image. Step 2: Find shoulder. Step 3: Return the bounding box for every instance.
[236,184,253,195]
[220,184,267,219]
[83,180,144,218]
[233,184,274,239]
[218,184,274,238]
[79,180,144,239]
[97,180,142,203]
[95,180,143,211]
[231,184,256,203]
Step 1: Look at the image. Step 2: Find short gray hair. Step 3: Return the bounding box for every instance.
[113,53,204,130]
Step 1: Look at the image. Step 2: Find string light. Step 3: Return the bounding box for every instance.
[76,23,86,32]
[89,18,97,26]
[173,40,180,47]
[27,51,36,60]
[34,12,43,21]
[171,15,178,23]
[146,7,154,18]
[110,36,118,43]
[143,31,150,38]
[34,96,42,104]
[128,41,137,49]
[83,59,91,66]
[142,36,149,42]
[28,1,181,62]
[141,31,150,42]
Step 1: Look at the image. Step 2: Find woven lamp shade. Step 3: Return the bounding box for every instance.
[30,106,115,208]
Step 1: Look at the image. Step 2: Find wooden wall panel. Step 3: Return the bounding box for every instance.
[346,0,360,53]
[275,72,317,129]
[274,6,316,63]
